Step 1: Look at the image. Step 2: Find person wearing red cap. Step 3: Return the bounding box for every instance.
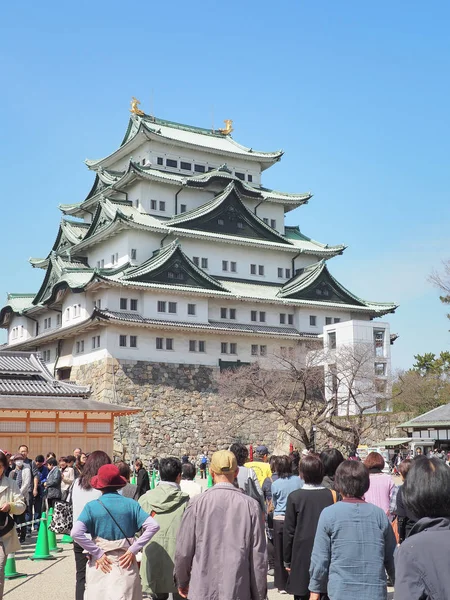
[71,464,160,600]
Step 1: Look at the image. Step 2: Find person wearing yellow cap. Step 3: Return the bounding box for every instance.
[174,450,267,600]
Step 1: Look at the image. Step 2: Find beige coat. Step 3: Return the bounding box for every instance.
[85,537,142,600]
[0,474,26,554]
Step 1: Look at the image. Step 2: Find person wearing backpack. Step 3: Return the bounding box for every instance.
[229,443,264,510]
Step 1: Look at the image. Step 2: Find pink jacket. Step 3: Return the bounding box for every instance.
[364,472,394,515]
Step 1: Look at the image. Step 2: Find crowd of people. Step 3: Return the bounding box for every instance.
[1,442,450,599]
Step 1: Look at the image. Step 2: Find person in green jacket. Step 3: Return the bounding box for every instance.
[138,457,189,600]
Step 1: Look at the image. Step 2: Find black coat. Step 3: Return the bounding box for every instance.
[395,516,450,599]
[283,487,334,596]
[136,468,150,498]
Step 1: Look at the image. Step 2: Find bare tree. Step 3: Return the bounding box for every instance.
[217,343,393,451]
[430,259,450,319]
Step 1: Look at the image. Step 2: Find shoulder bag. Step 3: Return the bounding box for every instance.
[49,482,74,534]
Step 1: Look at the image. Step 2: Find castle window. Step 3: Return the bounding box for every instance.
[230,261,237,272]
[248,174,253,182]
[188,339,206,353]
[251,310,257,322]
[194,164,205,173]
[220,308,227,319]
[271,219,276,229]
[92,336,101,349]
[288,314,294,325]
[180,161,192,171]
[285,268,291,278]
[280,313,286,324]
[166,159,177,168]
[334,318,341,324]
[235,172,245,181]
[119,335,127,347]
[180,204,187,213]
[131,249,137,260]
[221,342,228,354]
[151,200,157,210]
[260,345,267,356]
[159,201,166,211]
[157,301,166,313]
[217,218,224,226]
[222,260,228,271]
[43,350,51,362]
[201,258,208,269]
[259,311,266,323]
[157,157,163,165]
[251,344,258,356]
[130,335,137,348]
[326,317,332,325]
[193,256,199,266]
[310,315,317,327]
[134,199,140,209]
[230,343,237,355]
[237,221,244,229]
[263,218,269,224]
[187,303,196,316]
[76,340,85,353]
[120,298,128,310]
[250,264,257,275]
[278,268,283,278]
[156,337,174,351]
[168,302,177,314]
[258,265,265,276]
[57,313,62,326]
[130,299,138,311]
[229,308,236,320]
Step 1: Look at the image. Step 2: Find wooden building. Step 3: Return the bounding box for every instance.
[0,350,138,457]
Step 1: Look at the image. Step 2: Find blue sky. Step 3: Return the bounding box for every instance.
[0,1,449,369]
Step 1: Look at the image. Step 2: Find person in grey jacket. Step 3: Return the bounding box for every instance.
[395,456,450,599]
[43,457,62,508]
[309,460,396,600]
[174,450,267,600]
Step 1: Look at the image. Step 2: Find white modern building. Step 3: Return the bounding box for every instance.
[0,105,398,411]
[322,320,392,416]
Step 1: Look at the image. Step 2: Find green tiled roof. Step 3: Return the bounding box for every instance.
[167,181,292,245]
[86,114,284,171]
[277,260,397,314]
[111,240,228,292]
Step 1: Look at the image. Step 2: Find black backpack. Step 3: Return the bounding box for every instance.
[244,476,266,514]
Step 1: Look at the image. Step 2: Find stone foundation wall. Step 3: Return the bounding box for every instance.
[72,358,279,461]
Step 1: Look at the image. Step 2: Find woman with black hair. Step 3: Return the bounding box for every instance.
[271,455,303,594]
[284,454,335,600]
[395,456,450,599]
[320,448,344,490]
[309,460,396,600]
